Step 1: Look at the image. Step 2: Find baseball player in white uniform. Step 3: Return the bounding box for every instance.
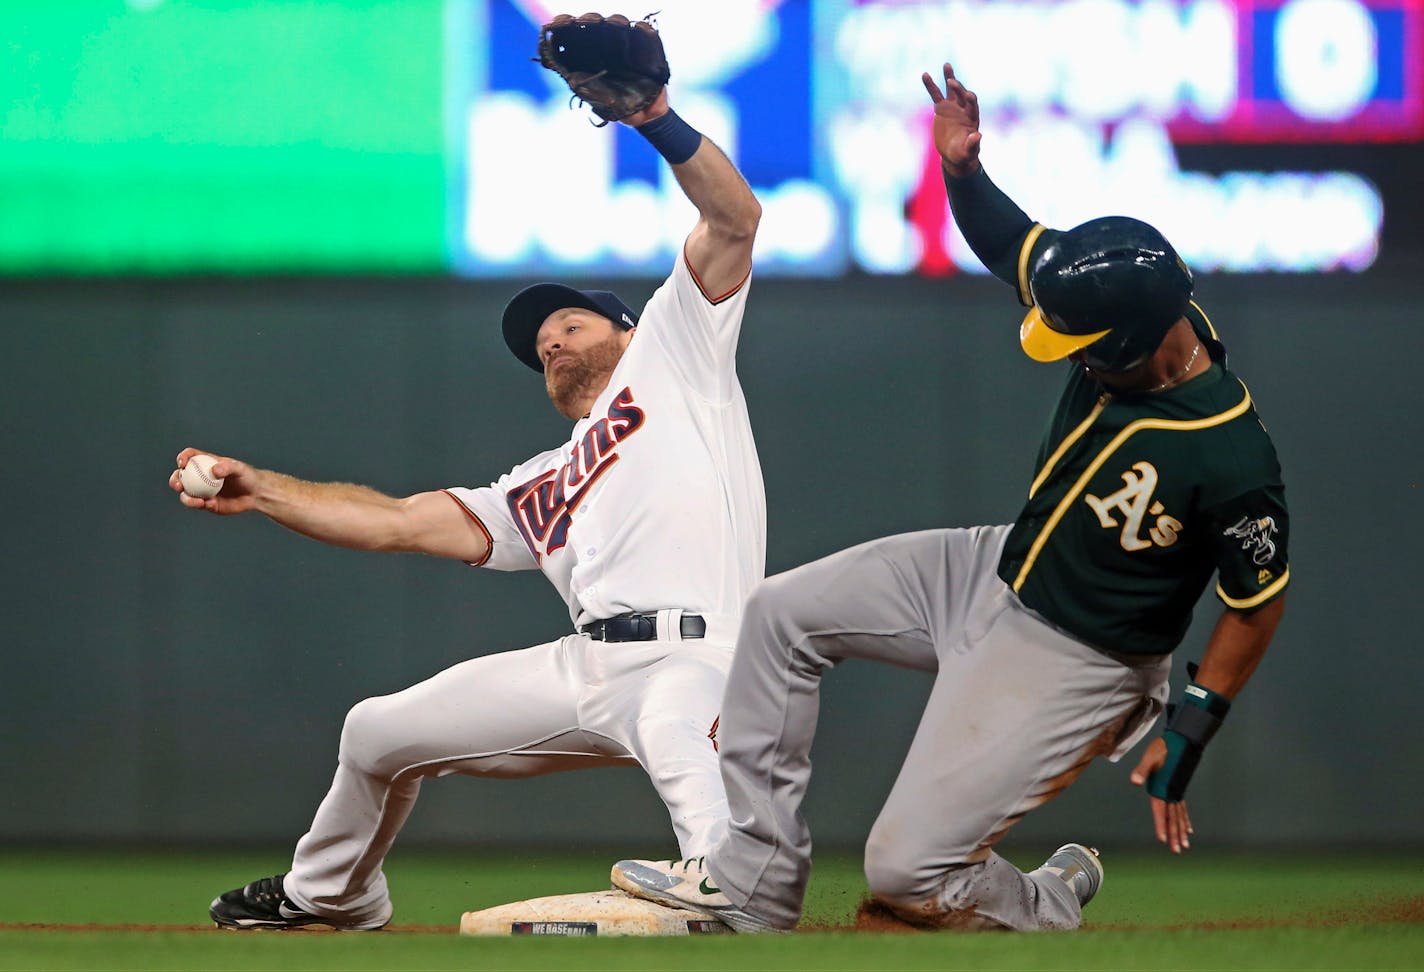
[175,76,765,929]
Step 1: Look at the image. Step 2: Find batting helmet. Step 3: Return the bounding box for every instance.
[1019,216,1193,373]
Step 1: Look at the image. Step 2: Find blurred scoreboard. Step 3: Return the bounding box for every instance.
[3,0,1418,276]
[457,0,1420,276]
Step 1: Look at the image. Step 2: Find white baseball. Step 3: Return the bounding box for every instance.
[180,454,225,499]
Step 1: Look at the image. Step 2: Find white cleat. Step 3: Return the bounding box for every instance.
[1038,843,1104,908]
[610,856,777,934]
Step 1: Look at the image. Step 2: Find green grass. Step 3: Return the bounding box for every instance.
[1,847,1420,970]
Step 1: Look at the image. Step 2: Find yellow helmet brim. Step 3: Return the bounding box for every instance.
[1019,306,1112,363]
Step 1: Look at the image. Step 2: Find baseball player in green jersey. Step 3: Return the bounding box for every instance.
[607,62,1289,933]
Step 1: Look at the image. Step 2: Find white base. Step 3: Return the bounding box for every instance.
[459,889,730,937]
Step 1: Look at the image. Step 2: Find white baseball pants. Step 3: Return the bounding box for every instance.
[283,632,733,927]
[706,526,1170,931]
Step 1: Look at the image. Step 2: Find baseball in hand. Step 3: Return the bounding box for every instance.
[180,454,225,499]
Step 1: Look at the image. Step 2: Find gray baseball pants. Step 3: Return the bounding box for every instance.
[705,526,1169,930]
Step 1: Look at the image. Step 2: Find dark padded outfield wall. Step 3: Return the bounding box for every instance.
[1,269,1420,848]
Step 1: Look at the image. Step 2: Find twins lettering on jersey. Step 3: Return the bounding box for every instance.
[506,387,646,561]
[1084,461,1183,552]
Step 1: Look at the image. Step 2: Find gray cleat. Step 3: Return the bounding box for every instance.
[610,856,777,933]
[1038,843,1104,908]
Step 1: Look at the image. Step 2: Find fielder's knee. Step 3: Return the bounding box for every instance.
[337,695,402,777]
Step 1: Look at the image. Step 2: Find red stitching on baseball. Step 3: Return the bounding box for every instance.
[189,459,219,488]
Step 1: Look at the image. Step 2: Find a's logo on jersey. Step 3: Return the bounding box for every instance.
[1084,461,1183,552]
[1224,515,1279,566]
[507,387,646,561]
[707,715,719,753]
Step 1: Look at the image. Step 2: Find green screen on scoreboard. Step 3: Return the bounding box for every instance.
[0,0,447,274]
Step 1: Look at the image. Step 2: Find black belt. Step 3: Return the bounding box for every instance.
[580,612,707,642]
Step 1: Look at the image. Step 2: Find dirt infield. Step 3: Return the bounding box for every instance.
[0,923,445,934]
[7,896,1420,936]
[811,894,1424,935]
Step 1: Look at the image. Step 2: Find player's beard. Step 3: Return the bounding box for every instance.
[545,332,626,419]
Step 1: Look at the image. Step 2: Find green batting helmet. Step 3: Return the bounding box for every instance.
[1020,216,1193,373]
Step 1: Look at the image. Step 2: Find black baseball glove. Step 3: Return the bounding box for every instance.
[537,12,670,126]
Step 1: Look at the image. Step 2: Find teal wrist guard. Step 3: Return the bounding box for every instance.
[1146,681,1231,803]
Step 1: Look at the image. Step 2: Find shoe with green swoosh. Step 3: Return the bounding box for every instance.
[610,857,776,933]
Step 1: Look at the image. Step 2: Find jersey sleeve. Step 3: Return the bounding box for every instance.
[636,241,752,402]
[442,472,542,572]
[943,165,1057,304]
[1206,485,1291,610]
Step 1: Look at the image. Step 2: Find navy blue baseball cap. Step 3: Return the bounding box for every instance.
[501,283,639,373]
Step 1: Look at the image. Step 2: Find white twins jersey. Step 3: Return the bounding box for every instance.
[446,253,766,632]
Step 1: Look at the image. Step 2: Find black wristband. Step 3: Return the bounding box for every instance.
[635,108,702,165]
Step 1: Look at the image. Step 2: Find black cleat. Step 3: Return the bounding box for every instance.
[210,873,349,930]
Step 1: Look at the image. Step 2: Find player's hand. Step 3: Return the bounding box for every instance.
[1130,737,1194,854]
[921,62,982,178]
[170,447,260,515]
[622,87,669,128]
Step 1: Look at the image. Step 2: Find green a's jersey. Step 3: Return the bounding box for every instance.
[997,303,1290,655]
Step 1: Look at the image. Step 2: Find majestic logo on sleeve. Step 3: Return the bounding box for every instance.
[1084,461,1183,551]
[1224,515,1279,566]
[507,387,645,561]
